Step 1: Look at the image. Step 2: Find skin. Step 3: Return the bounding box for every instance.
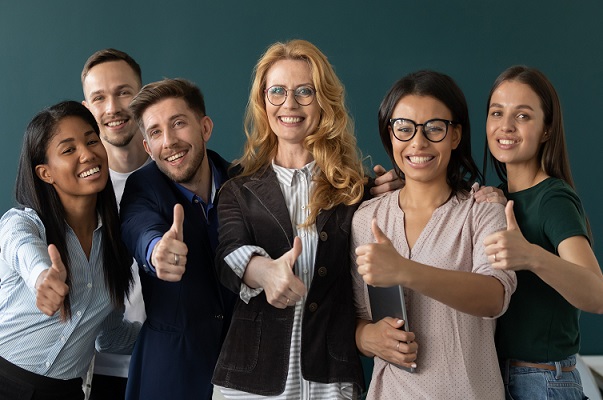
[483,80,603,314]
[34,116,108,316]
[355,95,506,368]
[83,60,148,173]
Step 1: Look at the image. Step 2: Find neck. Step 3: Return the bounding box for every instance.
[274,144,313,169]
[398,178,452,212]
[180,153,212,203]
[62,197,98,239]
[105,134,149,173]
[505,160,549,193]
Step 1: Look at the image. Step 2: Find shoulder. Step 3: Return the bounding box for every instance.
[1,207,43,228]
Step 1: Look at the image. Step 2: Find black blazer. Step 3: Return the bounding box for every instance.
[120,150,236,400]
[212,165,365,395]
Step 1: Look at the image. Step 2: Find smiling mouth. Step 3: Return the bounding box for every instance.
[167,151,185,162]
[498,139,517,145]
[279,116,303,123]
[408,156,434,164]
[106,120,127,128]
[79,167,100,178]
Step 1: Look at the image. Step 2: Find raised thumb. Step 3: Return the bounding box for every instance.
[505,200,520,231]
[48,244,66,282]
[170,204,184,241]
[287,236,303,269]
[371,219,391,244]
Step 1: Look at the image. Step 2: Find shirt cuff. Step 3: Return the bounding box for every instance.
[224,245,270,303]
[145,237,162,273]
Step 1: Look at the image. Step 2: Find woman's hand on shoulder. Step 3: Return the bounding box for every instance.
[356,318,418,369]
[474,185,507,205]
[370,165,403,197]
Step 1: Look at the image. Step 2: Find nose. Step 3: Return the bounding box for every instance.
[410,126,429,148]
[282,90,299,109]
[80,146,97,163]
[105,95,121,115]
[162,128,178,148]
[500,114,516,132]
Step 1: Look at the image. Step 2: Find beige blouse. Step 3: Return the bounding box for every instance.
[352,188,516,400]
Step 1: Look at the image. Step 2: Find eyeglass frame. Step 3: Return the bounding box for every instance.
[263,85,317,106]
[388,118,458,143]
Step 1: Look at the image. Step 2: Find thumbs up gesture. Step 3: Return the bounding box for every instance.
[355,219,406,287]
[245,236,307,309]
[35,244,69,318]
[151,204,188,282]
[484,201,533,271]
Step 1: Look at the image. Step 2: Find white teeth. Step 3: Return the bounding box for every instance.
[408,156,433,164]
[167,152,185,162]
[280,116,303,123]
[79,167,100,178]
[107,120,125,127]
[499,139,516,145]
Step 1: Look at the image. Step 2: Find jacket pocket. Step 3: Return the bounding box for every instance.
[216,310,262,372]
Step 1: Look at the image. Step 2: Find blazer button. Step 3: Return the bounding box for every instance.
[318,267,327,277]
[319,231,328,241]
[308,302,318,312]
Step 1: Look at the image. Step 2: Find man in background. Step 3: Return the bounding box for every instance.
[81,48,149,399]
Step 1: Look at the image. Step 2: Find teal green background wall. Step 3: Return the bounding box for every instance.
[1,1,601,352]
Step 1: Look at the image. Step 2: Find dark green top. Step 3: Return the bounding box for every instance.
[495,177,589,362]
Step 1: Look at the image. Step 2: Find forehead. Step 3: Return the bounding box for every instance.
[83,60,141,94]
[48,116,95,144]
[491,80,541,106]
[266,59,313,85]
[392,95,452,120]
[141,97,196,128]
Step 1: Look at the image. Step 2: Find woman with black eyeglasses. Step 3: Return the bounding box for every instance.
[351,70,517,399]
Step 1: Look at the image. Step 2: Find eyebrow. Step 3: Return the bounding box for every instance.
[88,84,135,98]
[489,102,535,111]
[145,113,188,132]
[55,130,96,147]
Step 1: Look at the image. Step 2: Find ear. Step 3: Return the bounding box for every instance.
[142,139,154,160]
[451,124,462,149]
[35,164,54,184]
[200,115,214,142]
[82,100,89,110]
[541,129,550,143]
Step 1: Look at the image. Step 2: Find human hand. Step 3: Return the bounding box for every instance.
[358,318,418,369]
[474,185,507,205]
[151,204,188,282]
[36,244,69,318]
[260,237,307,309]
[484,201,536,271]
[370,164,403,196]
[356,219,406,287]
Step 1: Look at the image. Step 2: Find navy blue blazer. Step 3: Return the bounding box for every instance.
[120,150,236,400]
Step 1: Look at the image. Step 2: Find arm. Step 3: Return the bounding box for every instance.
[474,184,507,205]
[356,219,506,317]
[96,306,142,354]
[485,201,603,313]
[216,180,306,306]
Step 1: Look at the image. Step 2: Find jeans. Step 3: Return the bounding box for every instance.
[501,355,588,400]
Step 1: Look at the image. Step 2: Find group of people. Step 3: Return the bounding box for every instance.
[0,39,600,400]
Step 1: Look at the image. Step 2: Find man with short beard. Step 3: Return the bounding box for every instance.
[119,78,236,400]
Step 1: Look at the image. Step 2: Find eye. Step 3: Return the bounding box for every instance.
[148,129,160,138]
[268,86,286,96]
[295,86,314,97]
[92,96,104,103]
[517,113,529,120]
[118,90,131,96]
[174,120,186,128]
[61,147,74,155]
[88,138,99,146]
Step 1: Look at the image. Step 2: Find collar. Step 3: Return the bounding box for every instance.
[271,160,317,187]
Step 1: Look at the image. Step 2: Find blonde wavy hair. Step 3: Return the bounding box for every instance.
[237,39,366,226]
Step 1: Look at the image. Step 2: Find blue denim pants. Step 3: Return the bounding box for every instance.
[500,355,588,400]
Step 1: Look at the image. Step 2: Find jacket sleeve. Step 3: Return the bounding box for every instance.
[120,170,169,278]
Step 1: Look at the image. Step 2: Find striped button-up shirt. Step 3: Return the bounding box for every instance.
[217,161,354,400]
[0,208,140,379]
